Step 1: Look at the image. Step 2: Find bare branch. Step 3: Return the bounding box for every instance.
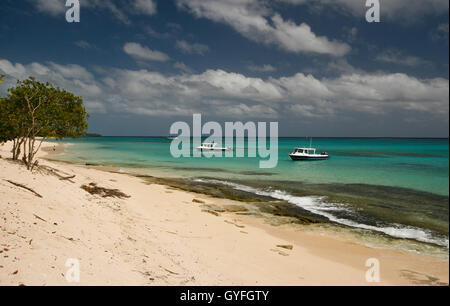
[5,180,43,198]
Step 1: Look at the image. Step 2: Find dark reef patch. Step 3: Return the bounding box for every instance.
[330,150,444,158]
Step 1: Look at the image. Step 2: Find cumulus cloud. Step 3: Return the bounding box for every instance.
[0,60,101,107]
[1,59,448,121]
[176,40,210,55]
[325,73,448,115]
[123,42,170,62]
[176,0,350,56]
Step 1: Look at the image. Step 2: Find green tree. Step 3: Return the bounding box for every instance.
[0,90,28,159]
[1,77,89,169]
[1,58,5,83]
[0,97,10,143]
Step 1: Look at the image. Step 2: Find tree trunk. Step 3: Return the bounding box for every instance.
[12,139,17,160]
[22,139,29,169]
[12,137,25,161]
[23,136,43,171]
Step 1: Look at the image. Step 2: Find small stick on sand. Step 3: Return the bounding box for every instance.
[5,180,43,198]
[33,214,47,222]
[163,267,180,275]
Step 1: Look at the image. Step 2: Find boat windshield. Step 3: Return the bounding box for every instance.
[294,149,316,154]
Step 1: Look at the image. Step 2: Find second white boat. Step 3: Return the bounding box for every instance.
[196,142,232,152]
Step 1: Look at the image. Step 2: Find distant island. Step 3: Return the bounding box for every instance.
[86,133,102,137]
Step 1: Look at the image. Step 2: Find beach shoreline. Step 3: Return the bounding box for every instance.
[0,140,448,286]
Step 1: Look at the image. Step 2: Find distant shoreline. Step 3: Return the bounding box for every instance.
[79,136,450,139]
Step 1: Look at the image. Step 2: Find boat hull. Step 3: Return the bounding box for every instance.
[289,154,329,161]
[197,148,229,152]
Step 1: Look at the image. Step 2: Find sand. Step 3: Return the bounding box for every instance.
[0,141,448,286]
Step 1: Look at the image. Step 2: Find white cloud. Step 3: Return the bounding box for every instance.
[74,40,93,49]
[274,73,332,101]
[123,42,170,62]
[173,62,195,74]
[247,64,277,72]
[32,0,131,24]
[145,26,171,39]
[85,0,131,24]
[214,102,279,118]
[176,0,350,56]
[189,69,284,101]
[326,73,449,115]
[375,49,430,67]
[33,0,66,16]
[0,60,102,116]
[32,0,157,23]
[279,0,449,22]
[1,59,448,121]
[176,40,210,55]
[133,0,157,15]
[48,63,94,80]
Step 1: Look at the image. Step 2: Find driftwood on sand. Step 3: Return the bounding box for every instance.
[81,183,130,199]
[37,165,76,183]
[33,214,47,222]
[5,180,43,198]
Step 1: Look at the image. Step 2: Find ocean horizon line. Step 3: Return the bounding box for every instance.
[79,135,450,139]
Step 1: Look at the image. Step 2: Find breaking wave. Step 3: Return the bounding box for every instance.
[194,179,449,248]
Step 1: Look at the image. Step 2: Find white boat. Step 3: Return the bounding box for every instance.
[196,142,232,152]
[289,147,330,161]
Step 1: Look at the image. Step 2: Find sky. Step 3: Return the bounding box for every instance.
[0,0,449,137]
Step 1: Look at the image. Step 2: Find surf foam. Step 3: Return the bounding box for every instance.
[194,179,449,248]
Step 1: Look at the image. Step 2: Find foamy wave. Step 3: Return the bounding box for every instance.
[194,179,449,248]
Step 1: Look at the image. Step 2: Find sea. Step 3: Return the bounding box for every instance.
[48,137,449,255]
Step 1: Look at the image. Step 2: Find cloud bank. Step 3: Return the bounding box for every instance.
[1,59,447,122]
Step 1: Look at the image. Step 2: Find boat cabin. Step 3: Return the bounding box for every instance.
[201,142,217,148]
[292,148,317,155]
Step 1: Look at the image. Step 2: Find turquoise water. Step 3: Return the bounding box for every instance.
[54,137,449,195]
[50,137,449,248]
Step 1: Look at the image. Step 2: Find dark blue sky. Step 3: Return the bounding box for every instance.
[1,0,449,137]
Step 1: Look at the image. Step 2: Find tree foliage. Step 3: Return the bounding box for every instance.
[0,58,5,83]
[0,77,89,169]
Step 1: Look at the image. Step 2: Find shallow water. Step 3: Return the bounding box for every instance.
[49,137,449,251]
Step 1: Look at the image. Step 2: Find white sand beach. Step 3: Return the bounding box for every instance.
[0,141,448,286]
